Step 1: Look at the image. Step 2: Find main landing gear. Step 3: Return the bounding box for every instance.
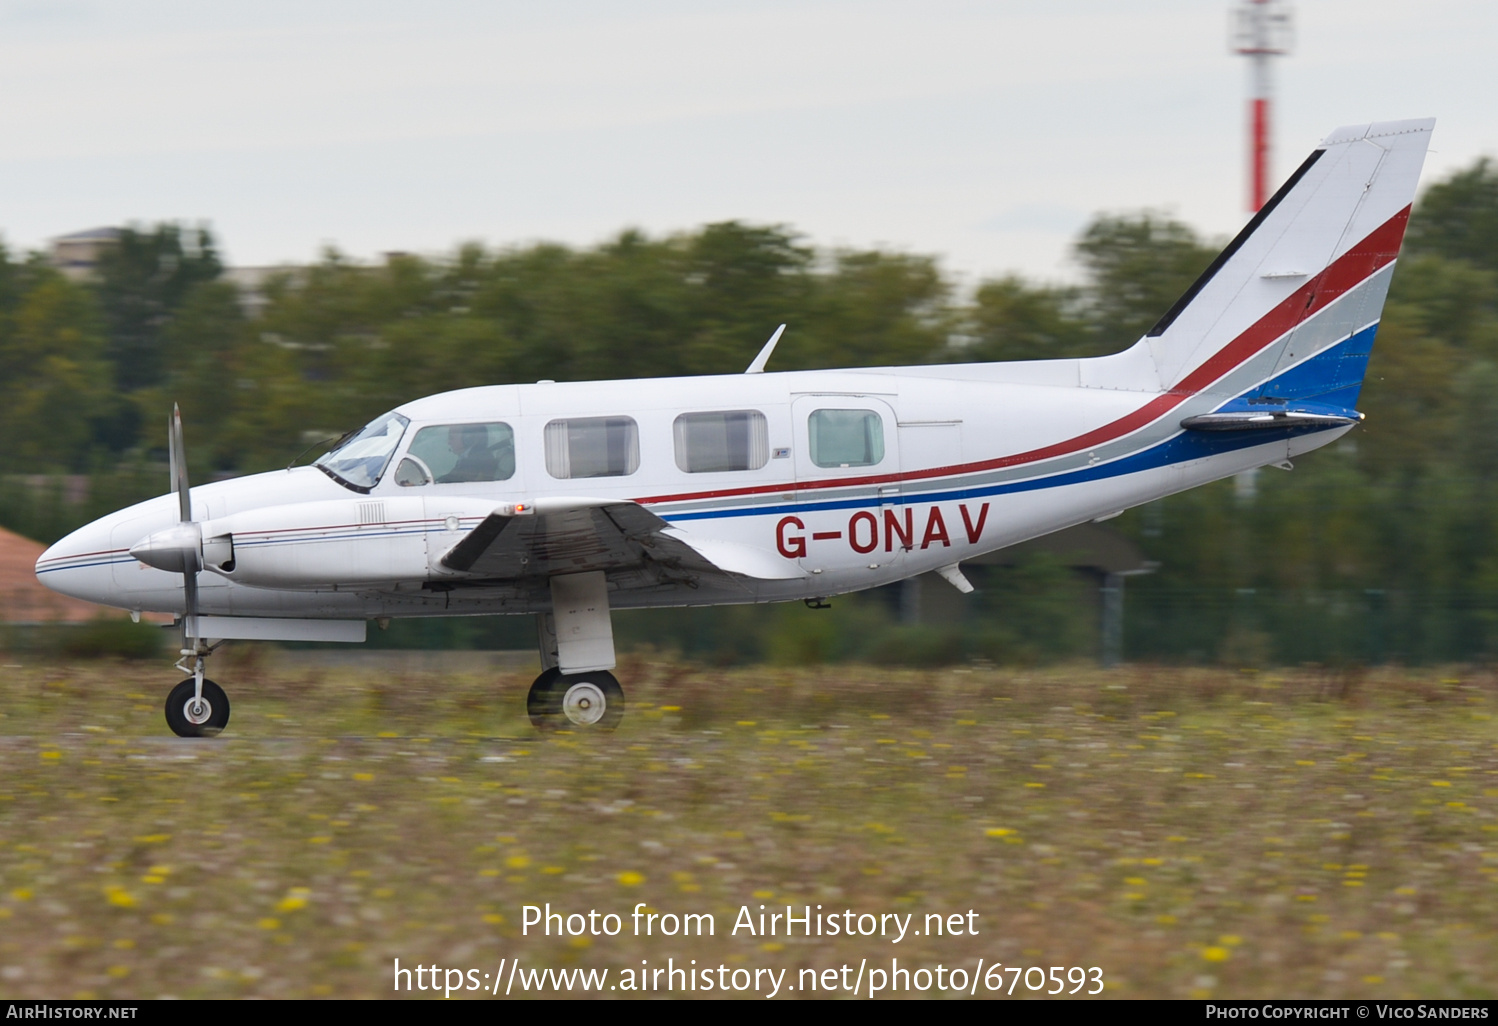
[527,667,625,731]
[529,571,626,732]
[165,647,231,738]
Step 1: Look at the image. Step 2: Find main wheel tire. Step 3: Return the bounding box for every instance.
[527,668,624,731]
[526,667,563,729]
[164,678,231,738]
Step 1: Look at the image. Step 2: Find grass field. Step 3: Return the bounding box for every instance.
[0,653,1495,999]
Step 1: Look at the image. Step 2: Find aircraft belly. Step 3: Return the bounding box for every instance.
[1287,424,1352,456]
[195,581,372,617]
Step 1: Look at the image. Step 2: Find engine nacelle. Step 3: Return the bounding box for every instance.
[198,497,434,590]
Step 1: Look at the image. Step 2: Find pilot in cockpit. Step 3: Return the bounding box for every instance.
[439,423,499,483]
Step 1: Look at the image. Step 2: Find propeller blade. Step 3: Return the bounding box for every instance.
[170,404,191,523]
[181,571,199,649]
[169,403,200,648]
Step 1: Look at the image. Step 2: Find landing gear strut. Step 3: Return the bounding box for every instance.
[530,571,626,732]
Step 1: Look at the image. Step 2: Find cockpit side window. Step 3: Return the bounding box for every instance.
[402,422,517,485]
[314,411,410,492]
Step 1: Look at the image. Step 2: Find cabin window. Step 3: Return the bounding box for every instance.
[402,422,516,485]
[314,410,409,492]
[673,410,769,473]
[808,409,885,468]
[544,417,640,478]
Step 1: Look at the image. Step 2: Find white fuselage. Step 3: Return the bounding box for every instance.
[35,349,1344,622]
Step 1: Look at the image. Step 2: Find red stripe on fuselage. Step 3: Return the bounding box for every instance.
[634,206,1411,508]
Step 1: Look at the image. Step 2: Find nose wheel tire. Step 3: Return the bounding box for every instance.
[165,678,230,737]
[527,668,624,731]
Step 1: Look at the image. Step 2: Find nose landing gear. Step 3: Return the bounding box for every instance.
[165,648,230,738]
[165,677,230,737]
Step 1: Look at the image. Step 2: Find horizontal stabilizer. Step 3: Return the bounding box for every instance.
[1181,398,1362,432]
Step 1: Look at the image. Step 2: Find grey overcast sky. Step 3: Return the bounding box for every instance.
[0,0,1490,283]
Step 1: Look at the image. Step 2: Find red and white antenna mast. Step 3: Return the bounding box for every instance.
[1231,0,1294,212]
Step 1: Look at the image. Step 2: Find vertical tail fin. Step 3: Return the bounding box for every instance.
[1145,119,1434,406]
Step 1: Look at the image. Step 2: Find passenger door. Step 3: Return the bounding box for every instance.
[787,395,903,575]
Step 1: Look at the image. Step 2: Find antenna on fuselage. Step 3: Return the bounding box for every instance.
[744,323,786,374]
[286,429,354,471]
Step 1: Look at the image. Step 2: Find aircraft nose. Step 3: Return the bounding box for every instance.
[35,520,127,606]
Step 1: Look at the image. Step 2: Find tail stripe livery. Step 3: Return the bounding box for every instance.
[1170,206,1408,401]
[641,204,1413,513]
[1147,147,1327,339]
[642,119,1433,519]
[1145,118,1432,390]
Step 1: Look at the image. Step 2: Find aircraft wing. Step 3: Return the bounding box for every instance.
[437,499,801,590]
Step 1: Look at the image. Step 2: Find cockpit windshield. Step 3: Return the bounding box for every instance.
[314,411,410,492]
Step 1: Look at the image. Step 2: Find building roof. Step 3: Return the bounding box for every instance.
[50,227,121,243]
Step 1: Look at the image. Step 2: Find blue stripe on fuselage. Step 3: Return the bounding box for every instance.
[662,326,1374,524]
[664,423,1300,522]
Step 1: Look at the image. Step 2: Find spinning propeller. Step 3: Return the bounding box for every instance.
[128,405,208,651]
[125,406,234,735]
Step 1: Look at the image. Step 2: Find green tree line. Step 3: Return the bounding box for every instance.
[7,161,1498,665]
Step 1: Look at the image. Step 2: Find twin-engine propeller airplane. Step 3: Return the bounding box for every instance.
[37,119,1433,737]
